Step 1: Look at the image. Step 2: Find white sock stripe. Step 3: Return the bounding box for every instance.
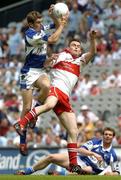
[68,148,78,152]
[32,110,36,116]
[30,110,36,117]
[25,116,30,123]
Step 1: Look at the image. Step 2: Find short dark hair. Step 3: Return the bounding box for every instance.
[68,38,81,46]
[26,11,42,24]
[103,127,115,137]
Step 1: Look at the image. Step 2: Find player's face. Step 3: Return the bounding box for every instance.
[103,130,114,144]
[69,41,82,57]
[32,18,42,31]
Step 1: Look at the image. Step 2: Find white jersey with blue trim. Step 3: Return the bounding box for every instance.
[79,138,118,174]
[21,23,55,73]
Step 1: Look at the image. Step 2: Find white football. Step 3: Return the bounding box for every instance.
[53,2,69,18]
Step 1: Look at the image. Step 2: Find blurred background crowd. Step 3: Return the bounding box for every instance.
[0,0,121,148]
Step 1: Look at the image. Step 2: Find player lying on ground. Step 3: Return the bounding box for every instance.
[15,127,120,176]
[14,30,97,174]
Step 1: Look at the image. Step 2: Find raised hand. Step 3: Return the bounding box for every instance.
[89,30,97,39]
[59,10,69,26]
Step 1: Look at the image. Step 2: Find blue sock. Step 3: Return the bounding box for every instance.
[20,130,26,144]
[24,167,35,175]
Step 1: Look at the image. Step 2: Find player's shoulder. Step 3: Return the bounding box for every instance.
[90,138,102,145]
[25,28,37,38]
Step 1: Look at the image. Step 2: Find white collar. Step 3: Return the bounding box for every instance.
[100,140,112,152]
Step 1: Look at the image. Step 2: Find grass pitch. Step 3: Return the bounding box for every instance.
[0,175,121,180]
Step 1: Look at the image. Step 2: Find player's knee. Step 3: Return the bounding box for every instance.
[23,106,31,114]
[43,82,50,91]
[47,154,55,163]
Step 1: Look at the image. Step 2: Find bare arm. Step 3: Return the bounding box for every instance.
[83,30,97,64]
[48,13,69,44]
[78,147,103,162]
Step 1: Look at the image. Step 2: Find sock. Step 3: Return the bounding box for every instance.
[20,130,26,144]
[24,167,35,175]
[19,108,37,127]
[67,143,77,166]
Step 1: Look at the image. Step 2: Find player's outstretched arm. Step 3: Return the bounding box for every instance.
[48,13,69,44]
[78,147,102,160]
[83,30,97,64]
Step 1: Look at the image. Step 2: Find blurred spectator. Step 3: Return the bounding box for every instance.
[106,69,121,88]
[6,125,18,146]
[79,10,93,39]
[94,129,103,139]
[59,125,68,140]
[77,105,99,125]
[0,117,10,136]
[54,134,67,147]
[50,116,61,136]
[90,80,102,96]
[7,22,23,58]
[117,116,121,144]
[100,72,109,89]
[86,0,103,15]
[75,74,92,97]
[95,120,104,131]
[77,0,88,12]
[0,41,9,59]
[106,32,118,52]
[42,127,56,147]
[33,131,43,148]
[0,136,7,147]
[67,1,82,38]
[91,15,105,35]
[104,3,121,29]
[4,93,20,112]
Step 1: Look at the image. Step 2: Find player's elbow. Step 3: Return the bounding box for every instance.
[48,36,58,44]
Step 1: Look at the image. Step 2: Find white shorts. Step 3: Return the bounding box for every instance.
[20,68,48,89]
[77,156,88,169]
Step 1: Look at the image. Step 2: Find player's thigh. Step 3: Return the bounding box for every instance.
[21,89,33,108]
[35,74,50,89]
[50,153,69,168]
[59,112,78,133]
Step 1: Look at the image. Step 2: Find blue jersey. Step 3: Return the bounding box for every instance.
[21,23,55,73]
[79,138,118,173]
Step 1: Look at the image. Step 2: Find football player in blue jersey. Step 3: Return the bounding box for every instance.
[14,7,69,156]
[15,127,120,175]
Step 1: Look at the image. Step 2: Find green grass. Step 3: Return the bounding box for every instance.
[0,175,121,180]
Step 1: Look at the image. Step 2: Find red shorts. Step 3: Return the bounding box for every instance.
[48,87,73,116]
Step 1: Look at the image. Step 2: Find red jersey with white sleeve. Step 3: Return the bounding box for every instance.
[50,49,87,97]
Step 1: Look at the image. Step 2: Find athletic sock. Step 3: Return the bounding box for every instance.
[67,143,77,166]
[19,108,37,127]
[20,130,26,144]
[24,167,35,175]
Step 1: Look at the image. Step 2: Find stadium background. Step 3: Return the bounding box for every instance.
[0,0,121,174]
